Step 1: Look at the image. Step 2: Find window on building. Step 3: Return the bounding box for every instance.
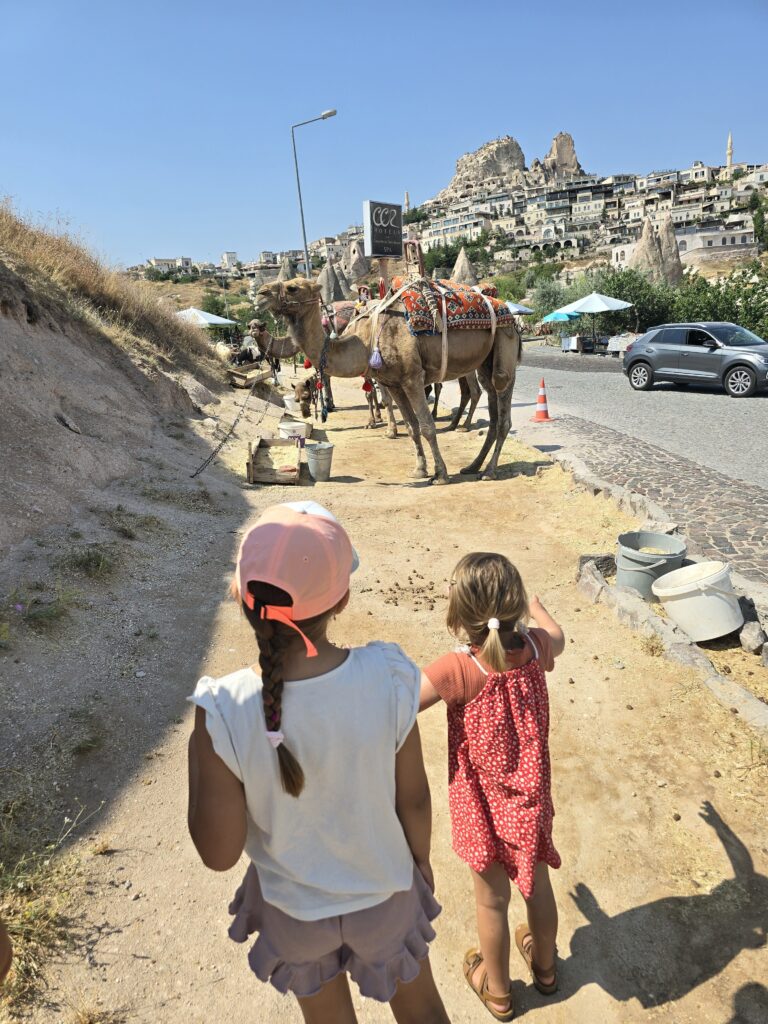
[721,239,727,245]
[731,236,736,244]
[707,240,713,247]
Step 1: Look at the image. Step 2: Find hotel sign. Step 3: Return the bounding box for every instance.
[363,200,403,259]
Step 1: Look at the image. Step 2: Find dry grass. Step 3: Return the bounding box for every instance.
[0,810,83,1015]
[0,200,217,380]
[640,633,666,657]
[66,999,128,1024]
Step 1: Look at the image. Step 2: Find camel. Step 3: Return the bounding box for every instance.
[427,374,482,431]
[253,278,521,482]
[294,372,385,430]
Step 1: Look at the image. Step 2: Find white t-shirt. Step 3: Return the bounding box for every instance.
[189,642,420,921]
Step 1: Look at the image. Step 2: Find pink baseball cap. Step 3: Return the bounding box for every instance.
[234,502,356,655]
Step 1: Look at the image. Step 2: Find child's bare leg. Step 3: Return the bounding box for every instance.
[296,972,357,1024]
[389,955,451,1024]
[524,862,558,983]
[470,863,512,1010]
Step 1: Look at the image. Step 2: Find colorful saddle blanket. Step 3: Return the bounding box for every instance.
[390,277,516,336]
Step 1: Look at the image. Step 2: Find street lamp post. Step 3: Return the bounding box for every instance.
[291,109,337,280]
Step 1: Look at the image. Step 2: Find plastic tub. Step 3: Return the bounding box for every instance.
[306,442,334,482]
[651,560,744,642]
[278,418,312,440]
[283,396,299,415]
[616,531,687,601]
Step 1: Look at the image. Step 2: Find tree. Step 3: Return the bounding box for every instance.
[403,206,430,226]
[201,292,226,317]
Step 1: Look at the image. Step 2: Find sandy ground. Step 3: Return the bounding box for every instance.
[6,375,767,1024]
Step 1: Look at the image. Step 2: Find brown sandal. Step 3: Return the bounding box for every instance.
[514,924,558,994]
[462,948,515,1021]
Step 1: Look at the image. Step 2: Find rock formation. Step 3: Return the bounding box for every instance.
[658,215,684,286]
[343,239,369,282]
[430,132,586,207]
[277,255,297,282]
[317,262,346,304]
[628,216,683,286]
[542,132,583,180]
[451,246,479,286]
[333,263,355,299]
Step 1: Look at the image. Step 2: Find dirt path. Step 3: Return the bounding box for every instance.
[16,377,768,1024]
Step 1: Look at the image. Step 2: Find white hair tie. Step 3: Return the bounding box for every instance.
[266,730,284,749]
[487,618,500,631]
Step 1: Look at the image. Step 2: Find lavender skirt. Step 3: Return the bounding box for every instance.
[228,864,441,1001]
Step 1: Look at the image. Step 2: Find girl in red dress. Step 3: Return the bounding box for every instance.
[420,552,565,1021]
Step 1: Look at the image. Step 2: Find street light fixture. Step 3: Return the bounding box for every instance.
[291,109,337,280]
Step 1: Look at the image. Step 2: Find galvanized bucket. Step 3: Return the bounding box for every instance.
[616,531,687,601]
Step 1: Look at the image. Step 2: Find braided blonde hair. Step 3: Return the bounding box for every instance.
[447,552,529,673]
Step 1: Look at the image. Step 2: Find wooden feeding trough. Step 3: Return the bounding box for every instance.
[246,436,301,485]
[227,364,273,389]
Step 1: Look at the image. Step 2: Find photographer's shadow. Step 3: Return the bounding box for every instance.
[554,802,766,1010]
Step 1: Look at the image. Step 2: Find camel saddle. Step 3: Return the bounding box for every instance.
[389,277,516,336]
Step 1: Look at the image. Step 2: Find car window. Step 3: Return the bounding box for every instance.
[687,329,715,346]
[657,327,687,345]
[709,324,767,347]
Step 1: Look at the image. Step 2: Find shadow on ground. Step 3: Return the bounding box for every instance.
[513,802,767,1017]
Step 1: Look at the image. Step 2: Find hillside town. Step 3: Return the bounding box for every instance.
[131,130,767,294]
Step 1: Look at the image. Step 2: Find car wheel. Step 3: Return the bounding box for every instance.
[628,362,654,391]
[724,366,756,398]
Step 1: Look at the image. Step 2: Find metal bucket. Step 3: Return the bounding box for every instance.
[306,442,334,482]
[616,531,687,601]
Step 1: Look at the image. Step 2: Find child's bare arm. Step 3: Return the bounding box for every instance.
[395,721,434,889]
[188,707,247,871]
[419,672,442,711]
[530,595,565,657]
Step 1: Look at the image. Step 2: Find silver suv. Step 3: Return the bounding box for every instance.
[622,322,768,397]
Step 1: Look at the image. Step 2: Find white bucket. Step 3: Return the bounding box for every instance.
[651,560,744,642]
[306,442,334,482]
[283,396,299,415]
[278,418,312,440]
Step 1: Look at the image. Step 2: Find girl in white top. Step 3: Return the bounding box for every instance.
[187,501,450,1024]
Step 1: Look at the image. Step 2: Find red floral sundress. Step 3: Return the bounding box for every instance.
[445,634,561,899]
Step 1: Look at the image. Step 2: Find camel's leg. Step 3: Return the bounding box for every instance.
[378,384,398,439]
[481,380,514,480]
[448,376,470,431]
[365,390,376,429]
[401,381,449,484]
[461,363,498,475]
[431,382,442,419]
[387,384,428,477]
[324,377,335,412]
[462,371,482,431]
[372,383,383,423]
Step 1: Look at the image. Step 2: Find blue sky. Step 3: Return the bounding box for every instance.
[2,0,766,266]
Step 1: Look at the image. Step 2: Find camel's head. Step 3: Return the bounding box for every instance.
[247,318,265,336]
[254,277,320,318]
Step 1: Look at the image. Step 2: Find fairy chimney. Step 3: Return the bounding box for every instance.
[317,262,346,304]
[451,246,479,286]
[277,255,297,282]
[658,215,684,286]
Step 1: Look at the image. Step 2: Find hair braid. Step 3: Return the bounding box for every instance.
[255,619,305,798]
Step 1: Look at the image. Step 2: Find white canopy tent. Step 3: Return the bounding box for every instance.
[176,307,236,327]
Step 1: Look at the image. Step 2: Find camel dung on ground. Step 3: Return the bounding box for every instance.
[254,278,521,482]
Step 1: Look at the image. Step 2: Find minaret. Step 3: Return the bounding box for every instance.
[404,190,411,214]
[726,131,733,172]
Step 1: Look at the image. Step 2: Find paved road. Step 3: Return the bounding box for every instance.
[439,347,768,587]
[515,346,768,489]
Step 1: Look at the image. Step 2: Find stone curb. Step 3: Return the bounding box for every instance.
[551,449,768,625]
[577,559,768,739]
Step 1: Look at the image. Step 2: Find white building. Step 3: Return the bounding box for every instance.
[676,222,756,258]
[221,251,239,270]
[148,257,192,274]
[421,211,492,251]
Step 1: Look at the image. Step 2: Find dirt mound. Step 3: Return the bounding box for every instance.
[0,231,223,552]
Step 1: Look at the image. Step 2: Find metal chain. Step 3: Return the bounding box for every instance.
[189,383,268,478]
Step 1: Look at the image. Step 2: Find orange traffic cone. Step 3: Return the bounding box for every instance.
[531,378,554,422]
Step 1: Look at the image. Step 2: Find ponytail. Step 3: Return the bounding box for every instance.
[255,618,305,798]
[478,626,510,674]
